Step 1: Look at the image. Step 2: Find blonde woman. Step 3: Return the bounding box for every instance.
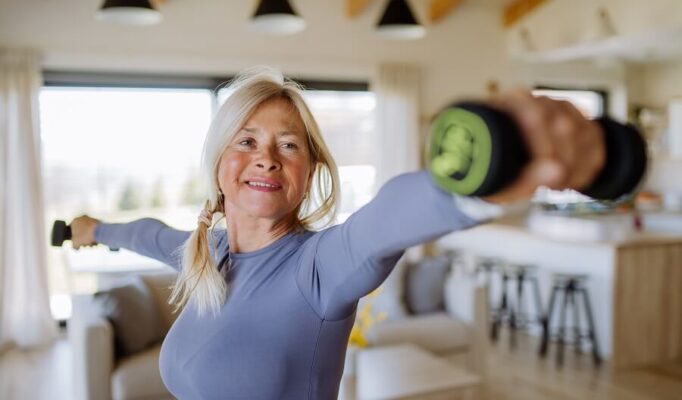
[70,67,604,399]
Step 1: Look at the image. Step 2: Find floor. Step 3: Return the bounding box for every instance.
[0,329,72,400]
[482,331,682,400]
[1,328,681,400]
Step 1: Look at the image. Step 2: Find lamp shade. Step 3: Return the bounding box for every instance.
[376,0,425,40]
[95,0,162,25]
[251,0,306,35]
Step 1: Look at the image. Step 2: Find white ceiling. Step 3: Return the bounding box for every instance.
[0,0,516,78]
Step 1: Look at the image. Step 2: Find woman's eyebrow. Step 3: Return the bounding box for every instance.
[239,127,304,139]
[278,131,302,138]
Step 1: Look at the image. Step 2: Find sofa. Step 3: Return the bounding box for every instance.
[70,271,179,400]
[70,254,487,400]
[371,252,486,366]
[337,253,489,399]
[366,278,487,371]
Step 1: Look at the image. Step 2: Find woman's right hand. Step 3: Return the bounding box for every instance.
[70,215,101,250]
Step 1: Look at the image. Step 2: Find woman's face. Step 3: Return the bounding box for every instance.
[217,97,313,224]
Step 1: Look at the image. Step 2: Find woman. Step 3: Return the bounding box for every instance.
[70,67,604,399]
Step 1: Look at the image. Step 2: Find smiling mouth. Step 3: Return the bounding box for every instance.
[245,181,282,190]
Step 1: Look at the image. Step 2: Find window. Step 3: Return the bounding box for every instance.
[40,87,214,321]
[40,75,375,321]
[532,88,606,119]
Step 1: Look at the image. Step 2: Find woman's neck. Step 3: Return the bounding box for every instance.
[224,213,299,254]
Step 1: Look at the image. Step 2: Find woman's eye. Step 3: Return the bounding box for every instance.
[238,138,253,146]
[282,142,298,150]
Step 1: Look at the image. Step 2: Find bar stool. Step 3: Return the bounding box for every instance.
[490,263,544,348]
[474,256,503,288]
[539,272,602,367]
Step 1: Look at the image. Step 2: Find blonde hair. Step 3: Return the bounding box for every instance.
[168,66,340,317]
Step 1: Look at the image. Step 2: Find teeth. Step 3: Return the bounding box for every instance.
[248,181,277,188]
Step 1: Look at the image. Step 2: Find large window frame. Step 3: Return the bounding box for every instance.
[41,70,372,324]
[43,70,368,92]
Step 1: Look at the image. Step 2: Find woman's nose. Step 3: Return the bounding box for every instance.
[255,148,281,171]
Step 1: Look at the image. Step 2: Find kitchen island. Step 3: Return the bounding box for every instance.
[438,211,682,369]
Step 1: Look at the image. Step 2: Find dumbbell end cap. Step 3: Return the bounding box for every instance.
[51,220,68,247]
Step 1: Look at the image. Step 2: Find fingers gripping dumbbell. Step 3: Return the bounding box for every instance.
[51,220,119,251]
[428,102,647,200]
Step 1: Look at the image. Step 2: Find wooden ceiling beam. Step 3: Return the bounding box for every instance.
[429,0,463,24]
[503,0,548,28]
[345,0,374,19]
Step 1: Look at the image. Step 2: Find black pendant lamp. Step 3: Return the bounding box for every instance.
[251,0,306,35]
[377,0,425,40]
[96,0,162,25]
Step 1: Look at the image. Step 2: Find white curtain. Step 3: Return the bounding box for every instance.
[0,48,58,352]
[371,64,421,191]
[370,64,424,260]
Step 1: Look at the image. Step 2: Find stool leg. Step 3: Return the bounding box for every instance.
[517,272,525,324]
[556,283,570,367]
[531,276,545,329]
[491,272,509,342]
[539,284,557,357]
[509,294,517,349]
[580,287,602,366]
[572,289,581,354]
[508,273,522,349]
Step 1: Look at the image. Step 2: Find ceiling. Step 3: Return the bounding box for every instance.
[0,0,518,78]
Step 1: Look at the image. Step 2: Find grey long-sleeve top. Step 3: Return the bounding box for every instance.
[94,171,481,400]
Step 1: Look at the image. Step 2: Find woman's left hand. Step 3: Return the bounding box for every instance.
[482,89,606,205]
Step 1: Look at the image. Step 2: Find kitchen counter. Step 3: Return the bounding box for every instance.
[438,211,682,369]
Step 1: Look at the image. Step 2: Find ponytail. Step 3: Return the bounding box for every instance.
[168,196,227,317]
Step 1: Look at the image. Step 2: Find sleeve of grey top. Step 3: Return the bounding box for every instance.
[94,218,193,271]
[298,170,483,320]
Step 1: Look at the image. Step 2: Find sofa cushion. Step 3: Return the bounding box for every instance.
[111,344,173,400]
[404,255,451,314]
[364,312,470,354]
[357,256,409,322]
[94,277,165,358]
[139,272,180,333]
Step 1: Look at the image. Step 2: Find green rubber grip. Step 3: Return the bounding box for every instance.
[428,102,528,197]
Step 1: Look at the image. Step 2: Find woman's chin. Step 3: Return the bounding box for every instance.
[242,206,293,221]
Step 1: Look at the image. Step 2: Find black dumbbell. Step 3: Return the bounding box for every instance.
[427,102,647,200]
[51,220,119,251]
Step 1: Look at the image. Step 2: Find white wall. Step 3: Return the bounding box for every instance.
[631,61,682,107]
[626,61,682,197]
[506,0,682,57]
[502,0,682,121]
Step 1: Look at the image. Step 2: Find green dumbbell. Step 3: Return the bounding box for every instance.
[427,102,647,201]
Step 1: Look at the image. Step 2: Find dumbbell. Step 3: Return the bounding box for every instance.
[427,102,647,200]
[51,220,119,251]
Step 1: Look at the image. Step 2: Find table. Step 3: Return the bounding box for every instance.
[356,344,480,400]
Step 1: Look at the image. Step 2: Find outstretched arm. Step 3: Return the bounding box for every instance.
[299,92,607,320]
[93,218,192,271]
[298,170,490,320]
